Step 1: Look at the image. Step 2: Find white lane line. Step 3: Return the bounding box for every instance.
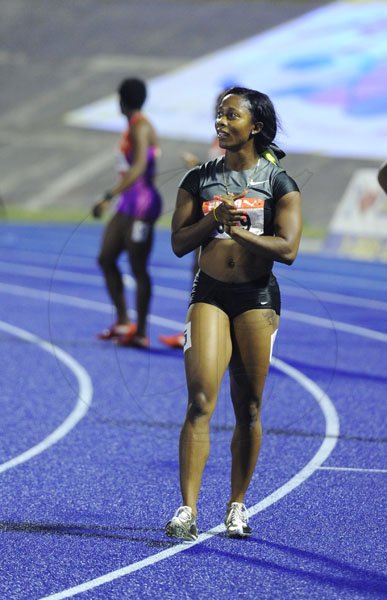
[0,266,382,596]
[39,357,339,600]
[2,281,387,343]
[0,254,192,282]
[0,283,184,330]
[2,259,387,311]
[281,271,387,293]
[281,285,387,312]
[0,321,93,474]
[0,262,188,300]
[0,261,105,284]
[318,466,387,473]
[1,282,382,598]
[283,309,387,344]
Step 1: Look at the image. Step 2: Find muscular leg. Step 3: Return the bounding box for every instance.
[180,303,232,515]
[228,309,279,504]
[126,221,153,337]
[98,212,128,324]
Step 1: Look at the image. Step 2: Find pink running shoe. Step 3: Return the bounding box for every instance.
[158,332,185,349]
[115,325,149,348]
[97,323,136,341]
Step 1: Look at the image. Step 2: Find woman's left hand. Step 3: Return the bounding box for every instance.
[214,190,247,230]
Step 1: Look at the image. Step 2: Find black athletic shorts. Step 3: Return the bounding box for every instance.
[189,270,281,320]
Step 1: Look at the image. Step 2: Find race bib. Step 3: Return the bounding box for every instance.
[131,220,150,242]
[202,197,265,238]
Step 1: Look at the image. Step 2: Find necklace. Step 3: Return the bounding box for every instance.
[222,156,261,195]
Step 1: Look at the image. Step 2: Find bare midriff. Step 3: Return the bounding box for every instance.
[199,238,272,283]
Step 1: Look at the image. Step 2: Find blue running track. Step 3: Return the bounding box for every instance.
[0,221,386,599]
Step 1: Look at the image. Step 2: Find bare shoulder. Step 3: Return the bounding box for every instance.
[131,116,157,145]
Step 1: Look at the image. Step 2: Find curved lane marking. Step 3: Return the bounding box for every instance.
[0,261,383,597]
[0,320,93,474]
[281,284,387,312]
[282,309,387,344]
[39,357,339,600]
[1,282,383,598]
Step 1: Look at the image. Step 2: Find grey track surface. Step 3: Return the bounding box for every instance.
[0,0,382,232]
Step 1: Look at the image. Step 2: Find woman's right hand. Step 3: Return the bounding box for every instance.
[214,191,246,227]
[92,199,108,219]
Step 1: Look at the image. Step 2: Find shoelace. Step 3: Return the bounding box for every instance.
[176,507,192,522]
[228,503,247,525]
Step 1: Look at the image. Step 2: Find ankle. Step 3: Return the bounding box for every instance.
[183,504,197,517]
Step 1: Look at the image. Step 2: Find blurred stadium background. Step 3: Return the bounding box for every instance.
[1,0,386,260]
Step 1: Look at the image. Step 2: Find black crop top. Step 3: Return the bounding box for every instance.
[179,156,299,238]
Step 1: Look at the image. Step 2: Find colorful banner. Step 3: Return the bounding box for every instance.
[65,2,387,160]
[325,169,387,262]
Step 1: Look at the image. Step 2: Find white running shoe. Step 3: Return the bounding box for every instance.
[224,502,252,538]
[165,506,198,541]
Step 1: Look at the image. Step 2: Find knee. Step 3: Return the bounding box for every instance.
[236,397,262,428]
[187,391,213,422]
[132,265,150,281]
[98,252,113,271]
[248,399,261,424]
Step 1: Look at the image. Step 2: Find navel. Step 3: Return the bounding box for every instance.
[227,257,235,268]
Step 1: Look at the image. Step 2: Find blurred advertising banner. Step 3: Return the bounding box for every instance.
[64,1,387,160]
[325,169,387,262]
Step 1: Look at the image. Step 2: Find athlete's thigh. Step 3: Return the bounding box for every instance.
[100,212,127,259]
[230,309,279,399]
[184,302,232,398]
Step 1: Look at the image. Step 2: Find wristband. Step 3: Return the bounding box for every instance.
[213,206,219,222]
[103,190,114,201]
